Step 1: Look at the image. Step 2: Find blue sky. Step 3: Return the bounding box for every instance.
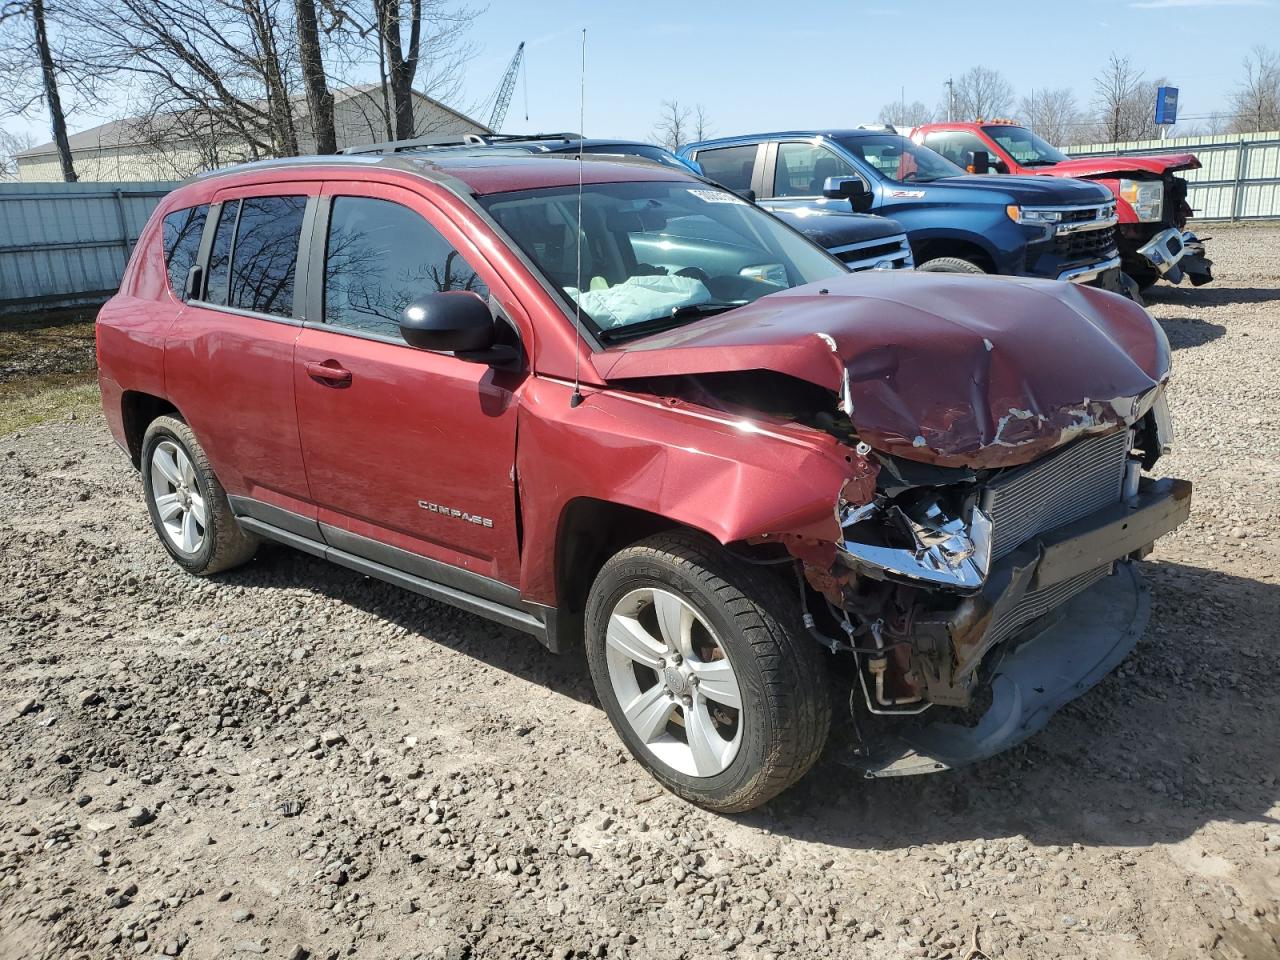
[453,0,1277,140]
[6,0,1277,146]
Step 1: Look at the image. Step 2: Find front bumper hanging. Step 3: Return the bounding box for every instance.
[843,476,1192,778]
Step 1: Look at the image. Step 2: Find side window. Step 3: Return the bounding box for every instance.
[227,196,306,317]
[324,196,489,338]
[773,143,858,198]
[693,145,757,192]
[161,204,208,299]
[204,201,238,306]
[923,131,990,168]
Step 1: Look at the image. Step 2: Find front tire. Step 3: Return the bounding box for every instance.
[585,532,830,813]
[917,256,987,275]
[141,415,258,576]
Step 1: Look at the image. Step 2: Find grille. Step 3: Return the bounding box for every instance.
[836,241,906,264]
[984,429,1130,561]
[985,562,1113,648]
[1059,225,1117,259]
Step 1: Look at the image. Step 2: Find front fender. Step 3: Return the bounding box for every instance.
[514,377,876,606]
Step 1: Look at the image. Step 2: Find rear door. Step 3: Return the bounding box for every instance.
[293,181,523,586]
[164,180,318,523]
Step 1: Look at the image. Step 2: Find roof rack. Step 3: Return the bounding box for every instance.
[342,132,583,156]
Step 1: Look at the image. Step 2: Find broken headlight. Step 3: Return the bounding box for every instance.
[837,491,993,591]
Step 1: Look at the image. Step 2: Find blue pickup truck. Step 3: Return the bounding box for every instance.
[680,128,1129,293]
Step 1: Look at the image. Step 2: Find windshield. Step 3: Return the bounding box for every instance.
[480,180,845,341]
[834,134,964,183]
[982,125,1069,166]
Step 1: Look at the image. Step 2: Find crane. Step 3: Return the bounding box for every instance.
[487,42,525,133]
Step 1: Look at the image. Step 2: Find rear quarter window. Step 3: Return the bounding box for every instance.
[161,204,209,299]
[693,145,758,192]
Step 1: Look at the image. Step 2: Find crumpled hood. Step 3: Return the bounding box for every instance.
[592,272,1171,469]
[1044,153,1201,179]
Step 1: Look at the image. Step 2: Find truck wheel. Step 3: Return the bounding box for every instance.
[584,532,830,813]
[917,256,986,275]
[1127,265,1160,292]
[141,415,258,576]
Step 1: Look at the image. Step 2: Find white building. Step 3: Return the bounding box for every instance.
[16,85,489,182]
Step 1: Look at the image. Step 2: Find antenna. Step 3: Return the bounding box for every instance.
[569,28,586,410]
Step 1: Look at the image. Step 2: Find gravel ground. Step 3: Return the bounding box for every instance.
[1,224,1278,960]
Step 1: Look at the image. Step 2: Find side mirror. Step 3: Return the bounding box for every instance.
[823,176,872,213]
[734,187,756,202]
[969,150,991,175]
[399,291,495,353]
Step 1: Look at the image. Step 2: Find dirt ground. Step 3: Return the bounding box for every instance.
[1,225,1278,960]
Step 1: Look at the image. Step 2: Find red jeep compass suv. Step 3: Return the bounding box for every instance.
[97,154,1190,811]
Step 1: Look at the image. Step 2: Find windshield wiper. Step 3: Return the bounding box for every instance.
[598,301,745,344]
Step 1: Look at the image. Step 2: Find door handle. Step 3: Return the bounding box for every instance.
[304,359,352,387]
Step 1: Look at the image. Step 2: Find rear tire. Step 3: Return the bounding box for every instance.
[141,415,258,576]
[584,532,830,813]
[917,256,987,275]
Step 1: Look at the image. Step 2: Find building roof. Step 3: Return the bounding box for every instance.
[16,86,489,160]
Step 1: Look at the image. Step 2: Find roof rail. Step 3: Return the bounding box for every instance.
[342,132,582,155]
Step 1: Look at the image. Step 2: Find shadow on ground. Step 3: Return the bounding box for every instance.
[1156,315,1227,350]
[225,543,1280,852]
[1146,285,1280,309]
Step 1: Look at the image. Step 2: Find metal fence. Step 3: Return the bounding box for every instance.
[0,180,178,314]
[1066,131,1280,221]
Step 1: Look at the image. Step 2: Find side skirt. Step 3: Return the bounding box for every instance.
[229,497,560,648]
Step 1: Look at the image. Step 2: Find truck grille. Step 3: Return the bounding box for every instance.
[984,429,1130,561]
[985,562,1114,648]
[830,235,913,272]
[1059,225,1117,259]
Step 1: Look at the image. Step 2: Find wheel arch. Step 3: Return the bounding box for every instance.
[911,235,998,273]
[121,391,181,468]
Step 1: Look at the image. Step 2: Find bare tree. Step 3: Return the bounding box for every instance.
[951,67,1014,121]
[0,126,34,179]
[335,0,477,141]
[294,0,334,153]
[1018,87,1081,146]
[67,0,302,164]
[692,102,712,142]
[652,98,690,151]
[1091,54,1161,142]
[0,0,80,180]
[1229,45,1280,134]
[877,98,932,128]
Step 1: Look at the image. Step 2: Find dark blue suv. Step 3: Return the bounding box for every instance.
[681,129,1127,291]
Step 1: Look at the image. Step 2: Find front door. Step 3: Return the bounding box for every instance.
[293,183,523,586]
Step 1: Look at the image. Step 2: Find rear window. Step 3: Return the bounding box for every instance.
[161,204,208,299]
[693,145,757,192]
[202,196,307,317]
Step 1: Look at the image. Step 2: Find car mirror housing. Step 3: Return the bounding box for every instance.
[823,176,873,213]
[399,291,496,354]
[969,150,992,175]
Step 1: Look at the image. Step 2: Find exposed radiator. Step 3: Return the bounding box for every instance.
[984,429,1130,561]
[985,562,1114,649]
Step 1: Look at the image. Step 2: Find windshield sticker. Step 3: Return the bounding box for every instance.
[688,188,746,204]
[888,189,926,199]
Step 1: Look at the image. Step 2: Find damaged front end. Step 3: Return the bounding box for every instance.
[804,391,1191,777]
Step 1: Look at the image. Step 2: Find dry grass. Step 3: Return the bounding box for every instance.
[0,307,101,436]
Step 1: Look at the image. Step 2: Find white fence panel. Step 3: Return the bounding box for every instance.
[0,181,178,313]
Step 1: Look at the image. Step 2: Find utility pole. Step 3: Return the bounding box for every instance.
[944,77,954,122]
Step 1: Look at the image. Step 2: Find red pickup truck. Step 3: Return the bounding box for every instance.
[912,120,1212,294]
